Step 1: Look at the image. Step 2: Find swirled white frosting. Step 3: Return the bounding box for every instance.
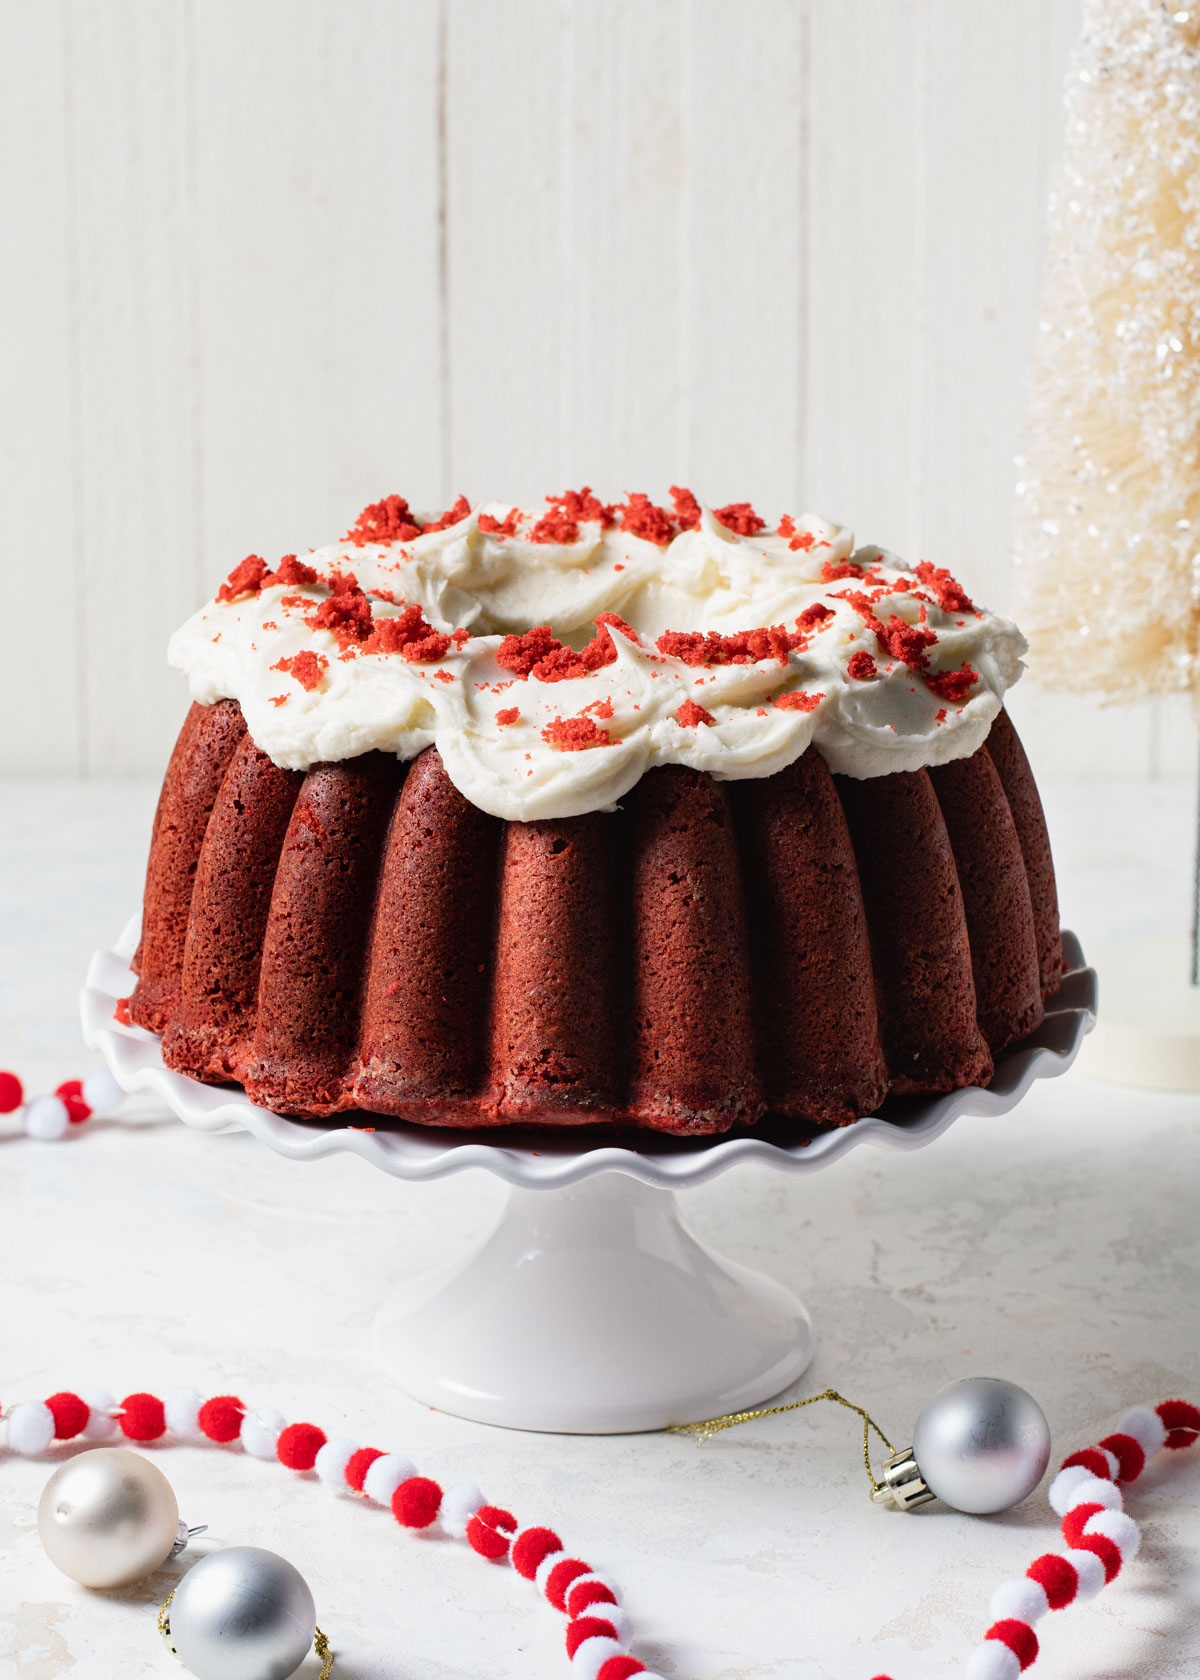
[169,495,1026,821]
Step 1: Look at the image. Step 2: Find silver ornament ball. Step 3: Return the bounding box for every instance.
[912,1376,1051,1514]
[166,1546,316,1680]
[37,1448,181,1589]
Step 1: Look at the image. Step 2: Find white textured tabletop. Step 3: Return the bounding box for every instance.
[1,774,1198,1679]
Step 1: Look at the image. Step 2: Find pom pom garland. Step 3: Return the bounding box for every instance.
[0,1066,129,1140]
[0,1070,23,1113]
[3,1386,1194,1680]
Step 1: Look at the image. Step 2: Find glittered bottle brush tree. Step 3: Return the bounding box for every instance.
[1014,0,1200,1085]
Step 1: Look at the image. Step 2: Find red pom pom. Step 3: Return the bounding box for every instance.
[545,1557,592,1609]
[0,1071,23,1114]
[344,1447,384,1491]
[595,1661,644,1680]
[512,1526,563,1580]
[986,1619,1038,1670]
[198,1395,245,1443]
[393,1476,443,1528]
[467,1505,518,1560]
[1157,1398,1200,1449]
[1099,1431,1146,1484]
[1060,1446,1112,1480]
[119,1392,166,1441]
[1027,1553,1078,1609]
[45,1391,89,1439]
[54,1079,92,1124]
[276,1422,326,1471]
[567,1579,618,1618]
[1061,1501,1106,1546]
[1061,1504,1122,1580]
[566,1617,617,1659]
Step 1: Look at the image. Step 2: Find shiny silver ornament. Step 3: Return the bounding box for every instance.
[37,1448,193,1588]
[901,1376,1051,1514]
[163,1546,317,1680]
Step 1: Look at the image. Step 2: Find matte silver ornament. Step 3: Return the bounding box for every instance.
[910,1376,1051,1514]
[37,1448,183,1588]
[163,1546,317,1680]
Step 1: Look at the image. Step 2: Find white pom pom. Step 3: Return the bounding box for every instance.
[315,1437,358,1490]
[1064,1547,1108,1601]
[6,1400,56,1455]
[601,1605,631,1642]
[1065,1474,1122,1513]
[1120,1405,1168,1457]
[571,1636,624,1680]
[989,1576,1049,1624]
[24,1094,69,1141]
[240,1404,285,1459]
[441,1481,485,1538]
[82,1068,125,1114]
[534,1549,567,1595]
[964,1641,1021,1680]
[1085,1508,1140,1562]
[1048,1463,1095,1514]
[164,1385,202,1437]
[79,1385,118,1440]
[362,1452,418,1505]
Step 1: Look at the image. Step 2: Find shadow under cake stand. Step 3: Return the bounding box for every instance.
[82,920,1096,1434]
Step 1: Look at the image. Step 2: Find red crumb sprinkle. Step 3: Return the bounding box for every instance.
[279,594,307,609]
[796,603,834,632]
[914,560,975,614]
[581,697,615,720]
[551,487,615,524]
[777,514,817,552]
[495,706,520,726]
[451,626,470,648]
[478,507,521,537]
[304,568,374,647]
[528,612,637,681]
[669,486,702,530]
[114,997,132,1026]
[263,553,318,588]
[363,602,452,662]
[925,663,979,702]
[821,557,866,582]
[714,501,765,536]
[216,554,268,602]
[847,650,879,681]
[422,494,472,534]
[270,650,328,691]
[433,669,453,683]
[619,493,675,545]
[496,624,563,677]
[541,715,614,751]
[656,624,800,667]
[346,494,422,545]
[268,694,288,707]
[676,698,716,727]
[774,690,824,712]
[529,507,580,545]
[935,707,948,724]
[261,620,278,631]
[877,614,937,669]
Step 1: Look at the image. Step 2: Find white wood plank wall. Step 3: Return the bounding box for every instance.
[3,0,1185,778]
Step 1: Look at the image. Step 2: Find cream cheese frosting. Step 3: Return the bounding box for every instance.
[169,491,1027,822]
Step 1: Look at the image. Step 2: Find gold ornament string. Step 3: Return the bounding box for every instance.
[668,1388,896,1497]
[158,1588,335,1677]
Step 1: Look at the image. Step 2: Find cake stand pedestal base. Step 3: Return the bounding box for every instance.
[373,1172,812,1434]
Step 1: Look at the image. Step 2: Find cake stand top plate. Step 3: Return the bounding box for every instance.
[82,920,1095,1191]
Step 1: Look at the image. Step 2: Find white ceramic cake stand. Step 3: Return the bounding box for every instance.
[82,920,1096,1434]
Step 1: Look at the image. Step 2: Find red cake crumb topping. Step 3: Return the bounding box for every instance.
[669,486,702,530]
[619,493,675,545]
[216,555,268,602]
[497,615,637,682]
[796,603,834,632]
[422,494,472,534]
[114,996,132,1026]
[263,554,318,588]
[821,557,866,582]
[363,602,452,662]
[847,650,879,681]
[914,560,975,614]
[495,706,520,726]
[496,624,564,676]
[837,590,938,670]
[925,662,979,702]
[581,697,615,720]
[270,650,328,691]
[269,694,288,707]
[478,507,521,537]
[552,487,615,524]
[305,567,374,647]
[529,507,581,545]
[676,698,716,727]
[655,625,800,667]
[346,495,422,545]
[541,715,615,750]
[773,690,824,712]
[714,501,765,536]
[451,627,470,648]
[777,514,818,552]
[935,707,948,723]
[433,668,453,682]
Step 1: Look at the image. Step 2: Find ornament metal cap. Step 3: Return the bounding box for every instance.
[874,1446,936,1510]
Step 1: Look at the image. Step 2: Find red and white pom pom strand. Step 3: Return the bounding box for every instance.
[0,1068,126,1142]
[1,1385,657,1680]
[869,1398,1200,1680]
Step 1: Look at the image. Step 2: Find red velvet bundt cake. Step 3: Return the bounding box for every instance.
[128,489,1061,1135]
